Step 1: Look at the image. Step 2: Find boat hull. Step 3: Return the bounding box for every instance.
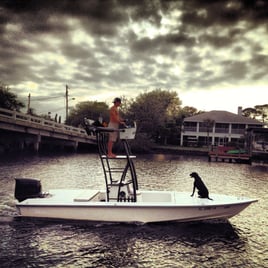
[15,190,257,223]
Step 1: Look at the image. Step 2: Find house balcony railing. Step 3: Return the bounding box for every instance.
[183,126,245,135]
[183,126,197,132]
[231,129,245,134]
[214,128,229,133]
[199,127,213,132]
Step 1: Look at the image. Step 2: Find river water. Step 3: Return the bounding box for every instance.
[0,152,267,268]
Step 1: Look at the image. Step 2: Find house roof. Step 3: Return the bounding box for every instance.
[184,110,264,125]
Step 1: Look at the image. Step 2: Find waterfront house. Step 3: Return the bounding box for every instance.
[181,107,264,147]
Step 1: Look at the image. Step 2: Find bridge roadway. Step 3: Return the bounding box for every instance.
[0,108,96,152]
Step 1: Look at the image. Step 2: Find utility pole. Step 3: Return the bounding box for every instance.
[65,85,69,121]
[27,93,31,114]
[65,85,75,122]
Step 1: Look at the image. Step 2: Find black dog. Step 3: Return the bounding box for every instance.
[190,172,213,200]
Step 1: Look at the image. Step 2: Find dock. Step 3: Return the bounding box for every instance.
[208,146,251,164]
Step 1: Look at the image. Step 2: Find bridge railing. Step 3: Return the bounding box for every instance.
[0,107,89,137]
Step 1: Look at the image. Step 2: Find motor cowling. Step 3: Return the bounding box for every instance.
[15,178,42,202]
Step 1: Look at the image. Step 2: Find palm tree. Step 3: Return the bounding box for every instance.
[203,118,215,147]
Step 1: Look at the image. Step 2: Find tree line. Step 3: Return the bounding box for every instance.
[1,82,267,147]
[66,89,201,145]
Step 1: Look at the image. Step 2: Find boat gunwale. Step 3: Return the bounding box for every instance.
[16,199,257,208]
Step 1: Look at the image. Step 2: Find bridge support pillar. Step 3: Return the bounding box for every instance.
[34,135,41,152]
[18,140,25,151]
[73,141,78,152]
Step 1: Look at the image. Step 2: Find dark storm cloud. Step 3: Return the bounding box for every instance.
[1,0,267,36]
[180,0,268,26]
[0,0,267,115]
[1,0,128,35]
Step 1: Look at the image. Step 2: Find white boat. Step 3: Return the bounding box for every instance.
[14,122,257,224]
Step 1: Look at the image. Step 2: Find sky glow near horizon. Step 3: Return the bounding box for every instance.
[0,0,267,118]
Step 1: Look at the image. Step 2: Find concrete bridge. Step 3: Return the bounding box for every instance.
[0,107,96,153]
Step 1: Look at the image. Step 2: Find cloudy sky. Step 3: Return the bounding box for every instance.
[1,0,267,119]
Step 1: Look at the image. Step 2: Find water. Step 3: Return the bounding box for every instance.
[0,153,267,267]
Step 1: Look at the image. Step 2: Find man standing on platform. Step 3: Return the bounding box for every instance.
[107,97,125,158]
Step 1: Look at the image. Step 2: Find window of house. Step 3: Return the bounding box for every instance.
[199,122,213,132]
[183,122,197,131]
[231,124,246,134]
[215,123,229,133]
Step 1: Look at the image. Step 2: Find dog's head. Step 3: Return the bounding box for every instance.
[190,172,199,178]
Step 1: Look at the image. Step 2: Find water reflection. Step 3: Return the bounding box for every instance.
[1,218,246,268]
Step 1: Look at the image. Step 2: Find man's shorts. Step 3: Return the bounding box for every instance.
[108,122,119,142]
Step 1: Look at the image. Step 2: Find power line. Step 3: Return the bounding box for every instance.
[31,95,64,101]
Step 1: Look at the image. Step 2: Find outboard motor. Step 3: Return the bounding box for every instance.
[15,178,42,202]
